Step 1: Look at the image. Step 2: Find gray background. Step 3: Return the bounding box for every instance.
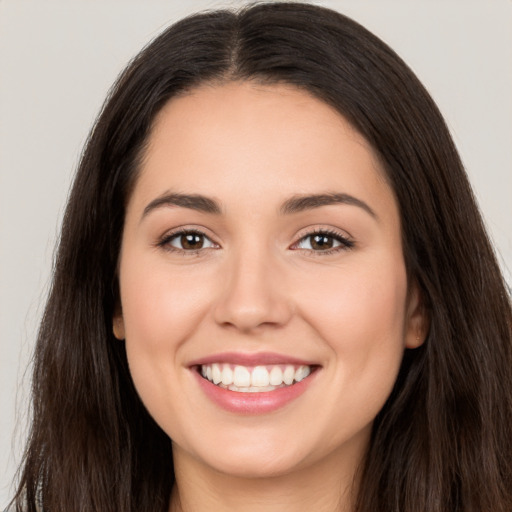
[1,0,511,506]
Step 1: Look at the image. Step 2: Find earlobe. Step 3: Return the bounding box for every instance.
[405,283,429,349]
[406,328,426,349]
[113,314,125,340]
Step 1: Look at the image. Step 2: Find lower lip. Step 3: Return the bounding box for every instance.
[193,369,318,414]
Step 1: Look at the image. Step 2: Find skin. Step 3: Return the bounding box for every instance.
[114,82,427,512]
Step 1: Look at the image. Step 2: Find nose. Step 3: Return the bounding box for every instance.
[213,247,294,333]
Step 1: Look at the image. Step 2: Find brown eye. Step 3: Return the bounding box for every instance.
[167,231,215,251]
[180,233,205,250]
[310,234,334,250]
[295,230,353,252]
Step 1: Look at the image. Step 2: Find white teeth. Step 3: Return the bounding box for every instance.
[244,386,275,392]
[269,366,283,386]
[283,365,295,385]
[233,366,251,387]
[294,365,311,382]
[200,363,314,392]
[212,363,222,384]
[221,365,233,386]
[251,366,270,387]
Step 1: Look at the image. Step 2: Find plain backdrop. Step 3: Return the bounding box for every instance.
[1,0,511,506]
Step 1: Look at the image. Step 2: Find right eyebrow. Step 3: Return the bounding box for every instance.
[279,192,377,219]
[141,192,222,221]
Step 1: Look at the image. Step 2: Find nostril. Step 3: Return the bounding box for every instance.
[213,295,294,332]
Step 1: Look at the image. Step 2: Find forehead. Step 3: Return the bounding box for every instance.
[129,81,396,221]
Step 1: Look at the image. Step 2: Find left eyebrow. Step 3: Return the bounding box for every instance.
[141,192,222,221]
[279,193,377,220]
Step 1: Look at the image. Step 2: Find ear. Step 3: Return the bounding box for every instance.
[404,282,429,349]
[113,307,126,340]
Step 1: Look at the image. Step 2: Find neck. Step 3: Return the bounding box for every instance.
[168,434,368,512]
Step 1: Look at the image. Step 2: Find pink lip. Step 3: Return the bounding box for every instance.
[188,351,316,367]
[189,352,320,414]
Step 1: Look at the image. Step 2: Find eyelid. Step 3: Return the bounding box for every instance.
[290,227,355,254]
[156,226,220,255]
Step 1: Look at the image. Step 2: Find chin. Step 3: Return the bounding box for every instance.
[207,451,307,480]
[178,430,312,479]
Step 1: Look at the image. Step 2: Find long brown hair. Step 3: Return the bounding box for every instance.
[13,3,512,511]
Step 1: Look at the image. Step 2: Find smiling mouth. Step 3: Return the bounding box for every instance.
[198,363,315,393]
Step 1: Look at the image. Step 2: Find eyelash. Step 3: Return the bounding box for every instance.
[292,228,355,255]
[157,227,354,256]
[157,228,216,256]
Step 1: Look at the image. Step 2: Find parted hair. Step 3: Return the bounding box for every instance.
[13,3,512,511]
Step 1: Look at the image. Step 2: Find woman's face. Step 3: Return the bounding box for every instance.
[114,82,425,479]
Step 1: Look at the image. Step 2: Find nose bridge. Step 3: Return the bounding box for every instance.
[213,239,292,331]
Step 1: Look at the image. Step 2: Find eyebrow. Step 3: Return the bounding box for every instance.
[142,192,222,220]
[280,193,377,219]
[141,191,377,220]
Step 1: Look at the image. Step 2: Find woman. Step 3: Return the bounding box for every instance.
[10,2,512,511]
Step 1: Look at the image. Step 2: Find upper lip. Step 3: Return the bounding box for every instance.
[188,351,319,367]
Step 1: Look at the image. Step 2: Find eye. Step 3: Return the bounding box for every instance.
[293,229,354,253]
[160,229,217,252]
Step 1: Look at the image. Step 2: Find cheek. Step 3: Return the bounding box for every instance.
[118,253,215,407]
[118,257,221,442]
[120,255,212,351]
[298,256,408,394]
[307,252,407,335]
